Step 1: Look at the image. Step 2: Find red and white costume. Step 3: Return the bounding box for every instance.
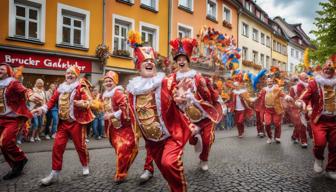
[227,88,254,137]
[297,74,336,172]
[127,72,192,192]
[174,69,222,162]
[258,85,288,140]
[0,77,32,168]
[102,85,138,181]
[289,80,309,144]
[41,80,94,171]
[255,91,265,136]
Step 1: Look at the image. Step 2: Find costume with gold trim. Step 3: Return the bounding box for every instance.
[102,85,138,181]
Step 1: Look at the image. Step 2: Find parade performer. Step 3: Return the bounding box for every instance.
[169,38,222,171]
[101,71,138,184]
[252,69,268,138]
[127,31,195,192]
[296,58,336,179]
[258,77,292,144]
[227,75,255,138]
[289,73,309,148]
[0,63,42,180]
[33,66,95,185]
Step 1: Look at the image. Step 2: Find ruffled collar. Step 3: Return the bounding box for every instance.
[127,72,165,95]
[264,85,276,92]
[57,81,79,93]
[0,77,15,88]
[298,80,308,88]
[315,75,336,87]
[176,69,197,81]
[103,85,123,99]
[233,88,247,95]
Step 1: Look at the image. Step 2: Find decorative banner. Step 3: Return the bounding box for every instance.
[0,50,92,73]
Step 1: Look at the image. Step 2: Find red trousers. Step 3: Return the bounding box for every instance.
[146,138,187,192]
[256,110,265,134]
[143,148,154,173]
[189,118,215,161]
[234,110,245,136]
[0,117,27,168]
[52,120,89,170]
[290,109,308,144]
[108,124,138,180]
[264,108,282,139]
[311,115,336,172]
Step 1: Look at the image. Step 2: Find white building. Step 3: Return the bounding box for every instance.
[274,17,314,73]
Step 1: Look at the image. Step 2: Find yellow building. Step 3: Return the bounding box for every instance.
[104,0,169,85]
[270,21,288,71]
[0,0,104,87]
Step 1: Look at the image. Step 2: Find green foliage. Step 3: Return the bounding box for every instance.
[311,0,336,63]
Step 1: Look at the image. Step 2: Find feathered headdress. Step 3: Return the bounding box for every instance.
[170,38,197,62]
[128,30,157,70]
[252,69,267,91]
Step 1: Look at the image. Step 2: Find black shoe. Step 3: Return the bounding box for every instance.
[114,178,126,185]
[3,159,28,180]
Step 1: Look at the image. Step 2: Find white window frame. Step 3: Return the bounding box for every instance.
[139,21,160,51]
[266,55,270,69]
[252,28,258,42]
[207,0,217,20]
[112,14,135,56]
[8,0,46,42]
[222,4,232,24]
[56,3,90,48]
[178,0,194,11]
[260,53,265,67]
[242,47,248,60]
[252,50,258,64]
[260,33,265,45]
[177,23,193,38]
[266,36,270,47]
[141,0,159,11]
[242,22,249,37]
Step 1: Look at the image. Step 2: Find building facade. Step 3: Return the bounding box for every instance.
[270,20,288,71]
[237,0,273,74]
[274,17,314,73]
[104,0,169,85]
[170,0,240,76]
[0,0,104,87]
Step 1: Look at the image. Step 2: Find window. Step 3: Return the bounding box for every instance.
[277,42,281,53]
[295,50,299,59]
[140,22,159,51]
[261,14,265,22]
[290,63,294,72]
[273,40,276,50]
[112,14,135,55]
[56,3,90,48]
[252,50,258,64]
[260,33,265,45]
[245,1,252,12]
[252,28,258,42]
[242,23,249,37]
[266,56,270,69]
[9,0,46,42]
[242,47,248,60]
[298,39,302,45]
[207,0,217,20]
[266,36,270,47]
[260,54,265,67]
[223,5,231,23]
[291,48,294,57]
[179,0,193,11]
[141,0,158,11]
[178,24,193,38]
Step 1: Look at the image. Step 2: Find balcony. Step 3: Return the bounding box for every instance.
[242,60,262,70]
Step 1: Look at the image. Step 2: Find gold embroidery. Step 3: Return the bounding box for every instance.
[135,93,163,140]
[265,91,276,108]
[58,93,71,120]
[323,85,336,113]
[185,104,203,122]
[103,97,121,128]
[0,88,5,113]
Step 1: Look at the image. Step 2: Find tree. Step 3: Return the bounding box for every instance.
[311,0,336,64]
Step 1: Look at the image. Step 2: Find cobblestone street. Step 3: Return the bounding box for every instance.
[1,125,336,192]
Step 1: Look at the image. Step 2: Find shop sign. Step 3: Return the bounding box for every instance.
[0,50,92,73]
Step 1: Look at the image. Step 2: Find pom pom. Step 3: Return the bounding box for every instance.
[128,30,142,48]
